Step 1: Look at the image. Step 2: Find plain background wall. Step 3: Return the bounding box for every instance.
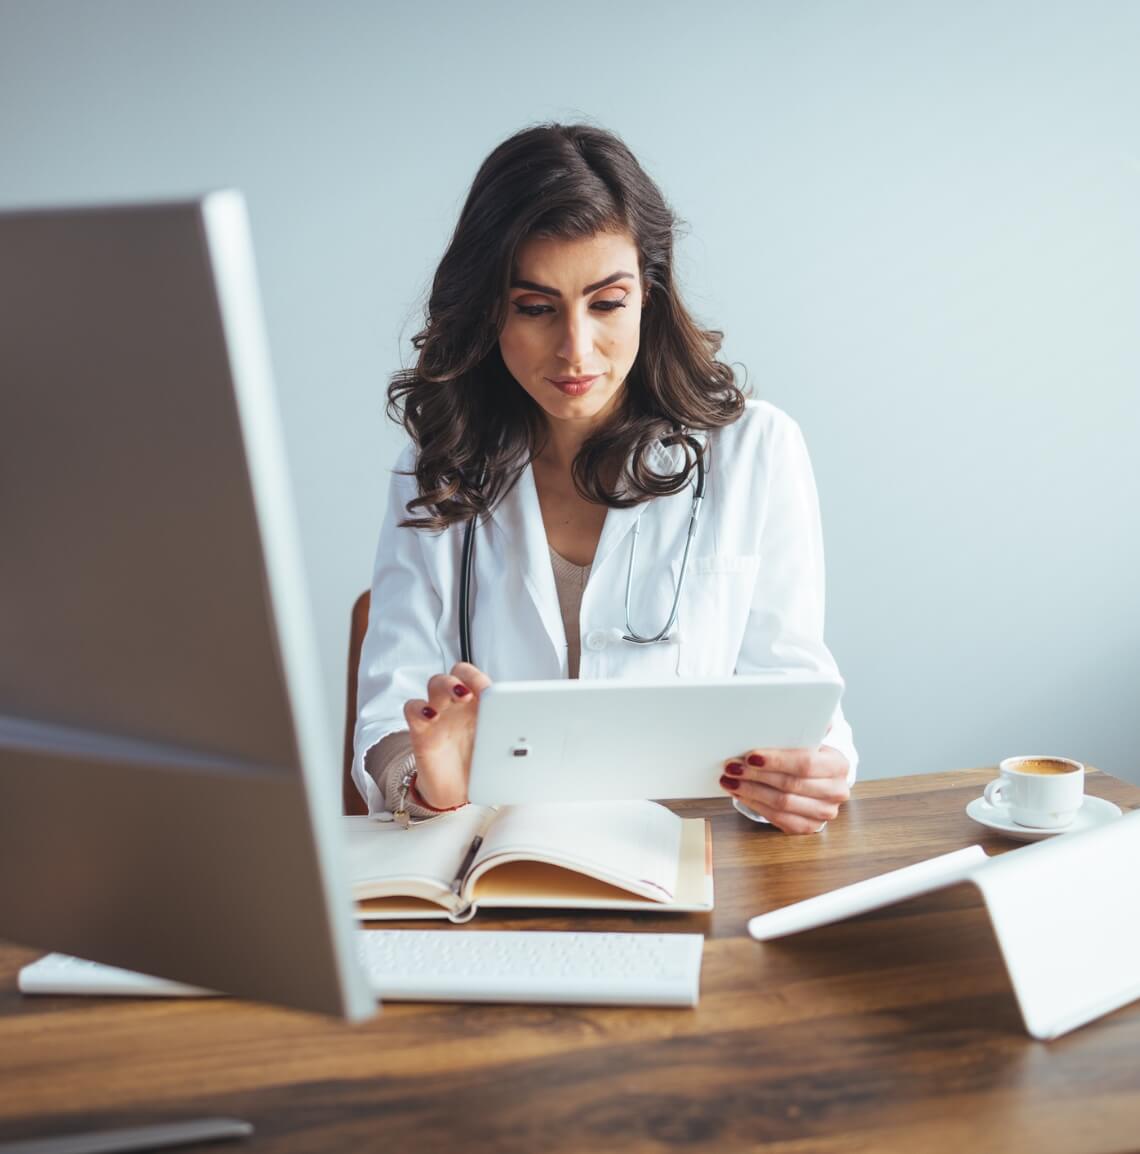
[2,0,1137,784]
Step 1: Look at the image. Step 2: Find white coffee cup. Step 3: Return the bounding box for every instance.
[982,755,1085,829]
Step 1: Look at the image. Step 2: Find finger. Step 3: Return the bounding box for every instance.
[737,780,841,823]
[720,760,840,800]
[426,672,478,710]
[743,769,850,804]
[722,785,832,835]
[449,661,493,697]
[728,747,849,780]
[403,697,438,728]
[722,776,841,826]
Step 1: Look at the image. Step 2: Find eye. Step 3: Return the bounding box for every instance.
[511,297,628,318]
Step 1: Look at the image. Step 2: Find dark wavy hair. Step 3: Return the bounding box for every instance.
[387,121,747,530]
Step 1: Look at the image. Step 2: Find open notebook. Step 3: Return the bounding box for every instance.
[346,800,713,922]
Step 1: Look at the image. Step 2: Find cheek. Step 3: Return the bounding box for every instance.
[613,317,642,367]
[497,331,530,380]
[499,322,545,367]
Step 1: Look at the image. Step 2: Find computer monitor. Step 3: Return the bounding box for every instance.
[0,191,375,1021]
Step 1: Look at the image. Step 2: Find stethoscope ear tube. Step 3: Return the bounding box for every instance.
[459,515,476,666]
[459,463,489,666]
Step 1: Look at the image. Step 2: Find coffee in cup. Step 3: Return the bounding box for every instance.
[1012,758,1079,776]
[982,755,1084,829]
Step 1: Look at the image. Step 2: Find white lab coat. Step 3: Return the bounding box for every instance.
[352,398,858,820]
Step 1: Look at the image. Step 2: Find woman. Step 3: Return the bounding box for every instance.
[352,122,856,833]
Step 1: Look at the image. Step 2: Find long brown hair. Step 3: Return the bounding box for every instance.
[387,121,747,530]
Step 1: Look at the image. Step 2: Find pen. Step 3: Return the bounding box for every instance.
[450,834,484,895]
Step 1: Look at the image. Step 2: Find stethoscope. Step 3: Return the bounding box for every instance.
[458,435,706,665]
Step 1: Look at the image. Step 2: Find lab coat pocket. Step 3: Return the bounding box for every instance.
[676,554,762,676]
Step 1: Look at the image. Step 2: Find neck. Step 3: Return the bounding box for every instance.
[536,421,588,476]
[534,389,624,480]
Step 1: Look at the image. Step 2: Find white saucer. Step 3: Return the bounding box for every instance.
[966,793,1123,842]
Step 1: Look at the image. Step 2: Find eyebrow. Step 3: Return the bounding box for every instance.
[509,270,636,298]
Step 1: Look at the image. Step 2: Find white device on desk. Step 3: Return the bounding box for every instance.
[0,192,373,1021]
[747,810,1140,1040]
[19,930,705,1008]
[467,674,843,804]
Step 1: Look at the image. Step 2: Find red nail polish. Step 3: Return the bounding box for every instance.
[720,775,740,791]
[422,706,437,719]
[725,761,745,776]
[453,684,470,697]
[747,754,765,768]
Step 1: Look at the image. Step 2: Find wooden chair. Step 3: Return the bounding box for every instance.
[342,590,371,815]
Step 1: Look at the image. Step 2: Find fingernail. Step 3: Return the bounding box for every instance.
[453,685,470,697]
[720,775,740,791]
[724,761,745,776]
[421,706,437,719]
[747,754,766,768]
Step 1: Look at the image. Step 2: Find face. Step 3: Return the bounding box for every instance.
[498,229,645,440]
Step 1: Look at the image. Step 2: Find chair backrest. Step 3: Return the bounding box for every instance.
[343,590,371,815]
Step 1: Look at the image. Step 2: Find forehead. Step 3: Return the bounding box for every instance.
[513,229,640,284]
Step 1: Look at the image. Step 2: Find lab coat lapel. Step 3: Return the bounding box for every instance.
[590,438,685,576]
[590,502,641,578]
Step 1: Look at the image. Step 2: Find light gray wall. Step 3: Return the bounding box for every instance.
[3,0,1137,783]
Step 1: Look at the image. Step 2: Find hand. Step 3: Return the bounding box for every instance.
[719,744,851,834]
[402,662,492,809]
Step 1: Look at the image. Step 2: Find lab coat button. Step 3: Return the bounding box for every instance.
[585,629,609,651]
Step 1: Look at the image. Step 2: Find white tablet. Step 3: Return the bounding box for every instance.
[466,674,843,805]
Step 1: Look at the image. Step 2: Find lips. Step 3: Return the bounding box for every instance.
[547,375,600,396]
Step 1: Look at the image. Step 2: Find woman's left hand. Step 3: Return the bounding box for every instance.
[719,746,851,834]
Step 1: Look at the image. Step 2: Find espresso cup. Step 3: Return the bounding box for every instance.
[982,755,1085,829]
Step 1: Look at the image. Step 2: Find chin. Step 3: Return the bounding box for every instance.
[540,380,623,421]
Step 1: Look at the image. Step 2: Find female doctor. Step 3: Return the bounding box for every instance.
[352,122,857,833]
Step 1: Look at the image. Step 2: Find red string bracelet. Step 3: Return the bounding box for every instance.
[408,772,466,814]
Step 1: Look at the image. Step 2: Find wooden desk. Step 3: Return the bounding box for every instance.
[2,768,1138,1153]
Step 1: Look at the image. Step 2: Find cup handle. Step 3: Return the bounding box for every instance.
[983,779,1006,808]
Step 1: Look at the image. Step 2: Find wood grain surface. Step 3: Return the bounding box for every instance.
[2,768,1138,1153]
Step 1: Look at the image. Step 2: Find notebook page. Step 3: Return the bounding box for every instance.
[344,807,493,892]
[473,801,683,901]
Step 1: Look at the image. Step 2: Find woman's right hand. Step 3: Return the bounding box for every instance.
[402,662,492,809]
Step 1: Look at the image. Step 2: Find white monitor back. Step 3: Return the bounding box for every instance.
[0,192,374,1020]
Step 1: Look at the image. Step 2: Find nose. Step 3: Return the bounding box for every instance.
[555,305,595,370]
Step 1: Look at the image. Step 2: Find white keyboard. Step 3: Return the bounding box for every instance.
[17,953,214,998]
[18,930,704,1008]
[358,930,702,1006]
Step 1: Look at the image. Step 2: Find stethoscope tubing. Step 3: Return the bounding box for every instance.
[459,436,705,667]
[459,514,476,665]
